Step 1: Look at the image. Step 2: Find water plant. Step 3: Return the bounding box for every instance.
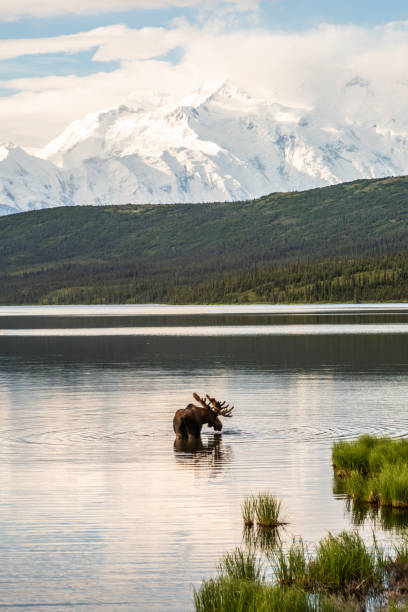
[376,463,408,509]
[344,470,370,502]
[194,578,312,612]
[272,537,308,587]
[241,496,256,527]
[309,531,383,592]
[194,529,408,611]
[272,531,383,594]
[217,548,263,582]
[332,435,408,476]
[242,493,286,528]
[332,434,377,475]
[333,436,408,510]
[255,493,284,528]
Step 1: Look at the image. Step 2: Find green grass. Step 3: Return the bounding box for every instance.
[332,436,408,476]
[272,531,383,594]
[332,436,408,509]
[309,531,383,592]
[254,493,284,528]
[332,434,378,475]
[194,576,360,611]
[273,538,308,586]
[194,530,408,611]
[241,497,256,526]
[194,578,319,612]
[217,548,263,582]
[242,493,285,528]
[376,464,408,508]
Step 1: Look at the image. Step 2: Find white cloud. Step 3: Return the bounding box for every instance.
[0,0,259,21]
[0,24,193,62]
[1,20,408,149]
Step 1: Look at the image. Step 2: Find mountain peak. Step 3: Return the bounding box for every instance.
[0,142,27,162]
[178,80,252,110]
[2,80,408,215]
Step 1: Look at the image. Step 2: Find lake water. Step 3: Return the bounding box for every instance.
[1,304,408,610]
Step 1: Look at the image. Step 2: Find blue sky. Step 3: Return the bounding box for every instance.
[0,0,407,148]
[1,1,407,39]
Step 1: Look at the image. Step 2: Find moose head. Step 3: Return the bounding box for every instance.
[173,392,234,439]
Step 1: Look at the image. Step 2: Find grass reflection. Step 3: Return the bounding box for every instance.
[334,476,408,533]
[242,524,283,554]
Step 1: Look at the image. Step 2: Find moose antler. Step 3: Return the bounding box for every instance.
[193,392,211,409]
[206,394,234,417]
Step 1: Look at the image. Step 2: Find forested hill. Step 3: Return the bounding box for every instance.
[1,175,408,304]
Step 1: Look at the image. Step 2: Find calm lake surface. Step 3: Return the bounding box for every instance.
[1,304,408,610]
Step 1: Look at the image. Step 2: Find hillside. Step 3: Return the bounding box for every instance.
[1,175,408,304]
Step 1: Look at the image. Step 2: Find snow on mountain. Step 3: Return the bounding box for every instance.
[0,143,70,215]
[1,80,408,215]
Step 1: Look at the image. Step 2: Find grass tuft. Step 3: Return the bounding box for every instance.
[217,548,263,582]
[309,531,382,592]
[255,493,284,528]
[272,531,384,594]
[333,436,408,509]
[241,496,256,526]
[272,538,308,587]
[194,577,355,612]
[194,529,408,611]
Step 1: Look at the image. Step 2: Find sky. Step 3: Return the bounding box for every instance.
[1,0,408,150]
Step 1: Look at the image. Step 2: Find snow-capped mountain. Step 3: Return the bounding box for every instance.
[1,81,408,215]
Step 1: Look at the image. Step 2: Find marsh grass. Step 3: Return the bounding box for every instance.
[242,493,286,528]
[194,578,357,612]
[392,533,408,565]
[272,531,384,595]
[255,493,285,528]
[273,538,309,586]
[377,464,408,509]
[309,531,383,592]
[332,436,408,476]
[217,548,263,582]
[332,434,377,475]
[194,578,303,612]
[333,436,408,509]
[195,530,408,611]
[241,497,256,526]
[344,471,370,502]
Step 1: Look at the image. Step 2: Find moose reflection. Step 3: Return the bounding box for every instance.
[173,392,234,439]
[174,434,232,478]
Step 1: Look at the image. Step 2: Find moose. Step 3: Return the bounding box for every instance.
[173,392,234,439]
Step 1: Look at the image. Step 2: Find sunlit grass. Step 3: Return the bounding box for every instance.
[217,548,263,582]
[242,493,285,528]
[332,435,408,476]
[376,464,408,509]
[194,578,313,612]
[194,530,405,611]
[333,436,408,509]
[255,493,284,528]
[272,531,383,593]
[272,538,308,587]
[309,531,383,592]
[241,496,256,527]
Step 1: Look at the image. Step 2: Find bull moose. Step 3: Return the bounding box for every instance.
[173,392,234,439]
